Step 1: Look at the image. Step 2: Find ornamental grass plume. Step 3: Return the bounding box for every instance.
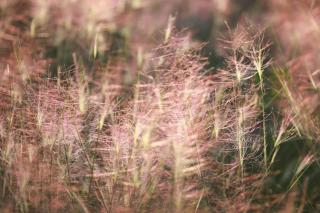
[0,26,272,212]
[83,35,214,212]
[4,0,320,212]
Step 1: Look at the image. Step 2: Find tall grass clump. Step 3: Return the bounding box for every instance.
[88,35,214,212]
[0,26,271,212]
[202,25,273,212]
[2,0,320,212]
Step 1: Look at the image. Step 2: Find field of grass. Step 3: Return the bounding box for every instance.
[1,0,320,212]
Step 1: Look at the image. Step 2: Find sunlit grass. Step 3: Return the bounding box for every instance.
[1,0,320,212]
